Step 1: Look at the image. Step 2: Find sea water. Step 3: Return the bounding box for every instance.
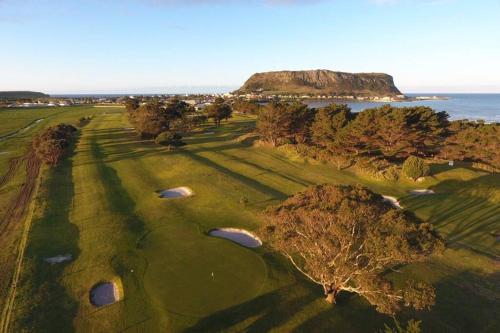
[306,94,500,122]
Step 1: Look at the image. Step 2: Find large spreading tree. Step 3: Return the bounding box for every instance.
[206,97,233,127]
[257,102,314,146]
[311,104,354,150]
[259,184,444,314]
[232,99,263,115]
[32,124,77,165]
[131,99,193,138]
[334,106,449,159]
[440,120,499,168]
[256,102,293,146]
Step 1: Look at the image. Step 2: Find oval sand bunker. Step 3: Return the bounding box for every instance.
[382,195,403,209]
[44,254,72,264]
[410,189,435,195]
[89,282,120,307]
[209,228,262,248]
[159,187,193,199]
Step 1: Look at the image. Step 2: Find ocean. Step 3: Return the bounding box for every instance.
[306,94,500,122]
[53,93,500,122]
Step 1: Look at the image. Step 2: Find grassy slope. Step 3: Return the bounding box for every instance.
[12,111,500,332]
[0,106,123,323]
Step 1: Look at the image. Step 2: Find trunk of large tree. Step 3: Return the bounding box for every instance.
[325,287,339,304]
[325,292,336,304]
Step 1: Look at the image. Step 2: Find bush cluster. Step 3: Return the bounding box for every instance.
[154,131,184,148]
[256,102,499,172]
[440,120,499,169]
[402,156,430,181]
[32,124,77,165]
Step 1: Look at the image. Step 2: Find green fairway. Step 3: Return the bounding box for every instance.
[6,110,500,332]
[0,106,124,326]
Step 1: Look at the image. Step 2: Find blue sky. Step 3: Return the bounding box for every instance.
[0,0,499,94]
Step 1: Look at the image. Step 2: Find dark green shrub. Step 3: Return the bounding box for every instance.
[32,124,77,165]
[155,131,184,147]
[402,156,429,181]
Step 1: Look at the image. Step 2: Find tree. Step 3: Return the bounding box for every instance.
[206,97,232,127]
[32,124,77,165]
[164,98,195,131]
[256,102,293,146]
[133,101,168,138]
[440,121,499,168]
[133,99,192,138]
[373,106,449,158]
[311,104,354,149]
[287,102,315,144]
[259,184,443,314]
[402,156,429,181]
[383,318,422,333]
[334,106,449,159]
[255,102,313,146]
[154,131,184,147]
[124,98,139,112]
[232,99,262,115]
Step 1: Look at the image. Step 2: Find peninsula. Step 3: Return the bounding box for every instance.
[235,70,404,99]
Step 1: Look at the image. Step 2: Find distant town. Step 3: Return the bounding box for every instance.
[0,92,448,110]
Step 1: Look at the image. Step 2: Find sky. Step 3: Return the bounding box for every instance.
[0,0,499,94]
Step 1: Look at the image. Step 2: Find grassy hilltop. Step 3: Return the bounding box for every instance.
[0,106,498,332]
[0,91,49,100]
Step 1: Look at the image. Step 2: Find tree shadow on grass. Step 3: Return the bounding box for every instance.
[182,150,288,200]
[186,250,389,333]
[85,139,153,330]
[215,150,314,188]
[402,174,500,257]
[74,128,164,166]
[75,123,258,168]
[15,135,81,332]
[406,270,500,333]
[186,277,390,333]
[295,269,500,333]
[185,282,320,333]
[90,138,147,238]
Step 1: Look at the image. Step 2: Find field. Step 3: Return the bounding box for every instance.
[0,106,498,332]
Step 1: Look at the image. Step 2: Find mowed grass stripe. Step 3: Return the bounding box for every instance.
[10,111,499,332]
[99,116,269,322]
[62,114,152,332]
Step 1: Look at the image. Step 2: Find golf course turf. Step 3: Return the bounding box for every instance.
[0,106,498,332]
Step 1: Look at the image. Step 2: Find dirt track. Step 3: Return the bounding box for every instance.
[0,151,42,333]
[0,156,25,189]
[0,152,41,236]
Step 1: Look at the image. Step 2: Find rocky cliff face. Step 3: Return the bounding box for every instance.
[235,70,403,97]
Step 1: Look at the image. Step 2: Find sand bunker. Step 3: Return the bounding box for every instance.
[382,195,403,209]
[89,281,121,307]
[410,189,435,195]
[159,186,194,199]
[44,254,72,264]
[209,228,262,248]
[205,131,215,135]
